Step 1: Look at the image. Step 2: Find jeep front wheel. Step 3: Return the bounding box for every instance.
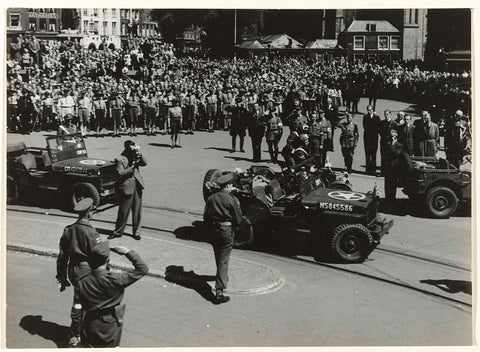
[7,175,19,204]
[425,186,458,219]
[330,224,373,263]
[71,183,100,210]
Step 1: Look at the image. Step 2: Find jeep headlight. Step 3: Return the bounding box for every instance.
[460,172,470,182]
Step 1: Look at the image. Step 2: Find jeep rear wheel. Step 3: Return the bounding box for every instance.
[71,183,100,210]
[425,186,458,219]
[330,224,373,263]
[203,169,222,202]
[7,175,19,204]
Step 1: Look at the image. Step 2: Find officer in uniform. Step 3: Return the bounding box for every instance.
[264,106,283,163]
[75,243,149,347]
[204,173,243,304]
[109,92,124,137]
[56,198,101,347]
[444,110,469,167]
[227,96,249,153]
[339,113,359,174]
[309,111,332,168]
[248,103,266,162]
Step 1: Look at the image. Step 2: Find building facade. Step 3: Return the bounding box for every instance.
[339,20,402,62]
[6,8,62,37]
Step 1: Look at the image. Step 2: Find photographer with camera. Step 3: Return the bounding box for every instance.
[109,140,147,241]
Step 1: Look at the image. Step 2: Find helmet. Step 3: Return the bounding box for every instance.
[299,134,309,142]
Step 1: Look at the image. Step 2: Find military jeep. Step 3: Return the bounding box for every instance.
[7,134,119,211]
[202,166,393,263]
[398,153,471,219]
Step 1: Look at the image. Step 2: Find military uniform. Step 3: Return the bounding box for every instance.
[204,174,243,302]
[265,113,283,162]
[75,244,149,347]
[227,104,249,152]
[248,109,266,162]
[339,120,359,173]
[56,199,101,345]
[309,118,332,167]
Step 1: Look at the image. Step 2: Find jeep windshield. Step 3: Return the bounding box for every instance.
[47,133,88,163]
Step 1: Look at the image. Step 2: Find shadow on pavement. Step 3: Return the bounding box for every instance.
[378,199,417,216]
[173,223,341,264]
[165,265,217,304]
[204,146,232,152]
[19,315,70,348]
[149,143,174,148]
[420,279,472,295]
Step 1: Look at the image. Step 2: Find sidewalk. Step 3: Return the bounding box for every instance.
[6,208,285,296]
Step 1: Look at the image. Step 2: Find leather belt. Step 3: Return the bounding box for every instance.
[214,221,231,226]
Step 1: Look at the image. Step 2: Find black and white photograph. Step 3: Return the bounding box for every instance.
[2,4,475,349]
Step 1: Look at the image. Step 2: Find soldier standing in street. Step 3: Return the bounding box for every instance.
[56,198,101,347]
[227,96,249,153]
[444,110,468,167]
[57,113,77,137]
[379,110,398,174]
[248,103,266,162]
[309,111,332,168]
[109,140,147,240]
[109,92,124,137]
[363,105,381,175]
[339,113,359,174]
[75,243,149,347]
[204,173,243,304]
[264,106,283,163]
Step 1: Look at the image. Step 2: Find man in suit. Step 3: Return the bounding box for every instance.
[324,97,339,149]
[396,112,414,155]
[382,129,403,209]
[363,105,381,175]
[414,111,440,157]
[109,140,147,240]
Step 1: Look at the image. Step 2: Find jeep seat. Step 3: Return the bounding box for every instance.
[268,179,284,201]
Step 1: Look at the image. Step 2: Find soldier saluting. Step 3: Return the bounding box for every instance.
[56,198,101,347]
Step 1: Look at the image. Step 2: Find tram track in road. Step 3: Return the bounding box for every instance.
[7,205,472,309]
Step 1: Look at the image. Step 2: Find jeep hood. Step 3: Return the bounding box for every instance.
[52,157,115,173]
[301,187,373,210]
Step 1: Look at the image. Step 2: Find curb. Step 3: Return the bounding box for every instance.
[7,243,285,296]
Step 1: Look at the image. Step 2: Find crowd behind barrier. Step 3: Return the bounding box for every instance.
[6,34,471,138]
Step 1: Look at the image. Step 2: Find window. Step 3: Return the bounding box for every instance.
[378,36,388,50]
[49,22,56,31]
[93,8,98,16]
[29,18,37,31]
[366,23,377,32]
[83,20,88,33]
[390,36,400,50]
[103,8,108,15]
[415,9,419,24]
[9,13,20,27]
[112,21,117,35]
[39,18,47,30]
[354,36,365,50]
[83,9,88,16]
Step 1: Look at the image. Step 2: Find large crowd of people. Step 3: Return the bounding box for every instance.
[7,34,471,138]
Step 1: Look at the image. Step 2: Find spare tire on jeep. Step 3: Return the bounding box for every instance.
[71,182,100,210]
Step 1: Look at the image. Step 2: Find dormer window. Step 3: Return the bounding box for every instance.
[366,23,377,32]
